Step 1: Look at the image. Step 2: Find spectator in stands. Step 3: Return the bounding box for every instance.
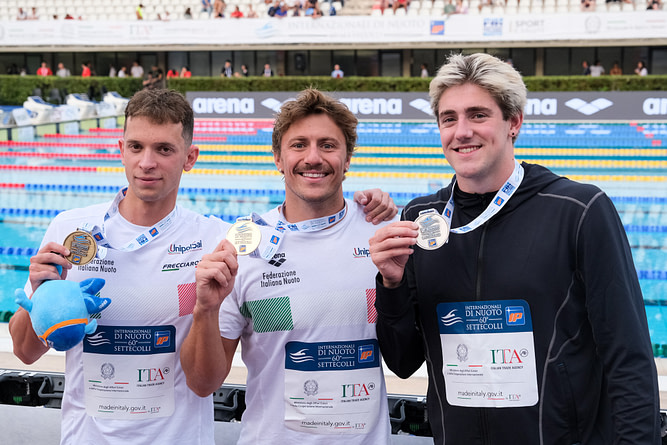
[241,64,250,76]
[214,0,227,17]
[136,3,145,19]
[230,5,244,17]
[331,64,344,78]
[635,60,648,75]
[262,63,274,76]
[108,65,117,77]
[36,62,53,76]
[202,0,213,17]
[268,0,279,15]
[305,0,322,15]
[150,65,165,88]
[443,0,456,14]
[477,0,492,12]
[131,61,144,78]
[142,72,155,89]
[118,66,128,77]
[589,60,605,76]
[27,7,39,20]
[56,62,71,77]
[581,0,596,11]
[420,63,429,78]
[609,61,623,75]
[268,0,286,16]
[17,8,28,20]
[167,67,179,78]
[181,66,192,77]
[81,62,92,77]
[247,4,259,16]
[455,0,468,13]
[221,60,234,77]
[184,7,193,18]
[581,60,591,75]
[290,0,305,14]
[278,1,290,16]
[393,0,410,12]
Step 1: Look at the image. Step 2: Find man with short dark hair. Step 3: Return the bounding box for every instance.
[10,89,227,444]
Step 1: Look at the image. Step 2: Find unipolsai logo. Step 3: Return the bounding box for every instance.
[353,247,370,258]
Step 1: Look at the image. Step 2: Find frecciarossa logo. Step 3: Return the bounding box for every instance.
[162,260,199,272]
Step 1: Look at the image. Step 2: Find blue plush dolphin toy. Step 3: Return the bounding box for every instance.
[15,278,111,351]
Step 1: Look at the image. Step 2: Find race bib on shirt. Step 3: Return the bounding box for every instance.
[82,325,176,419]
[438,300,539,408]
[284,339,382,434]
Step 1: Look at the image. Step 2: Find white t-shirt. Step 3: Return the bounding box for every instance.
[220,200,394,444]
[130,65,144,78]
[589,65,605,77]
[30,200,228,444]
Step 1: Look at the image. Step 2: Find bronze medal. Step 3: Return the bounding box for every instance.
[63,230,97,265]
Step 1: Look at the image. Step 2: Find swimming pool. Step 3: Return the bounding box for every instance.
[1,120,666,351]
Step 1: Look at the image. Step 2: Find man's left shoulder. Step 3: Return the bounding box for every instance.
[527,163,604,204]
[541,175,605,204]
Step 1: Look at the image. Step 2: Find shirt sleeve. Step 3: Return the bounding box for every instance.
[374,258,426,379]
[579,191,660,443]
[219,287,247,340]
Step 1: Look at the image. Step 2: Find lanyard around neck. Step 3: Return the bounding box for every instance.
[240,202,347,261]
[80,187,177,256]
[421,159,524,236]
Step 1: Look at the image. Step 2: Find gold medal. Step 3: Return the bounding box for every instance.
[414,213,449,250]
[63,230,97,265]
[226,221,261,255]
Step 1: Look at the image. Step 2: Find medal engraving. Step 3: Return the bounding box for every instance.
[415,213,449,250]
[226,221,261,255]
[63,230,98,265]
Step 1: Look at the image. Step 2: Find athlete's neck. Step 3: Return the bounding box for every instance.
[119,194,176,227]
[280,198,345,224]
[456,157,518,195]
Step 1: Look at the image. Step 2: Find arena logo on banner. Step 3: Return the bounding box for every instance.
[191,97,255,114]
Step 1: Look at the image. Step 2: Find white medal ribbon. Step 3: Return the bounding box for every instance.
[239,202,347,261]
[420,160,524,236]
[79,187,177,257]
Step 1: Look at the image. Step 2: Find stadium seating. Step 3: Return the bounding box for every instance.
[0,0,658,20]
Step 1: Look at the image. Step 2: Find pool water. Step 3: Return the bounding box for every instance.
[1,120,665,349]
